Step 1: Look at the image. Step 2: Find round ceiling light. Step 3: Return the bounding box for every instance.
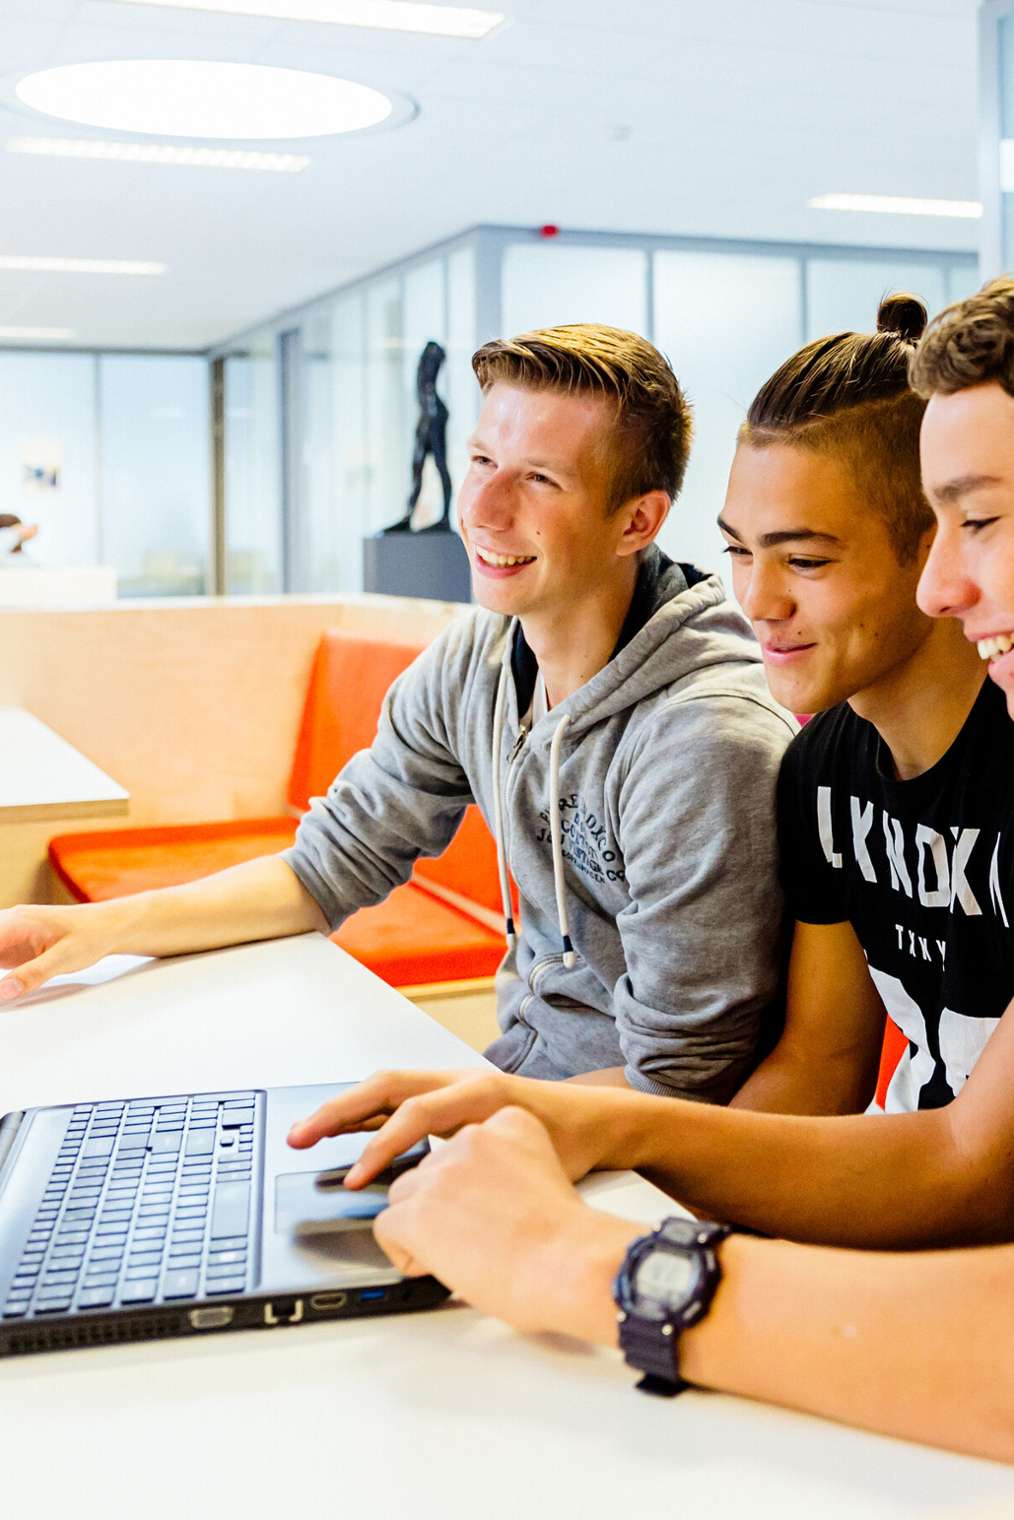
[15,60,394,140]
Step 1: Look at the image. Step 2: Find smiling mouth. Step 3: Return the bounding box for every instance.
[474,546,536,568]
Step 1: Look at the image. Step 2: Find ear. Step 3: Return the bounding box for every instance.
[615,490,671,558]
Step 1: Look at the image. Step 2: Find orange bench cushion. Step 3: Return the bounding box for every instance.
[49,819,299,903]
[331,883,505,986]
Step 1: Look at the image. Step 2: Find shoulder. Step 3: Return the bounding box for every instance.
[782,704,858,774]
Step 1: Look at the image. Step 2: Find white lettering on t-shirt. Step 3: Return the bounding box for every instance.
[989,834,1009,928]
[882,813,913,898]
[817,786,842,869]
[948,828,982,916]
[915,823,950,909]
[850,795,876,882]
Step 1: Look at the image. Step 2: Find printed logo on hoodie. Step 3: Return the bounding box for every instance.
[535,794,628,886]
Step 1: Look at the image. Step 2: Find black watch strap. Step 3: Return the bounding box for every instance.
[615,1219,730,1396]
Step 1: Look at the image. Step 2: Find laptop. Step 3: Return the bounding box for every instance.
[0,1082,447,1358]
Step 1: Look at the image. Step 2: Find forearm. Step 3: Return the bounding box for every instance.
[561,1220,1014,1463]
[597,1091,1009,1247]
[82,855,327,959]
[566,1066,631,1088]
[731,1046,874,1115]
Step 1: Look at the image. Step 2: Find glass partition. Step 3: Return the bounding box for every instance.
[654,250,802,575]
[223,331,282,594]
[99,355,211,597]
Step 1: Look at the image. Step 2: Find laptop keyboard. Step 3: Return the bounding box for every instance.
[2,1092,260,1320]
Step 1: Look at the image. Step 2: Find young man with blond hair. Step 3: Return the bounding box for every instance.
[0,324,793,1097]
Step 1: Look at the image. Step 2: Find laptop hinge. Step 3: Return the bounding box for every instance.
[0,1111,25,1198]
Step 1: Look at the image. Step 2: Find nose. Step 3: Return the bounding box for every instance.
[460,468,515,533]
[738,559,795,625]
[917,524,977,620]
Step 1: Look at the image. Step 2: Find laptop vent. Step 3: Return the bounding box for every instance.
[4,1311,184,1356]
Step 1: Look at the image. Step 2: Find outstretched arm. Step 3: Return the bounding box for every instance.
[289,995,1014,1248]
[374,1108,1014,1464]
[0,855,327,1002]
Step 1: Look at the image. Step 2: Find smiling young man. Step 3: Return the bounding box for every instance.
[0,324,794,1098]
[291,297,1014,1250]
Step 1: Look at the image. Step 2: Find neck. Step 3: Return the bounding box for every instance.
[849,620,987,780]
[520,559,639,707]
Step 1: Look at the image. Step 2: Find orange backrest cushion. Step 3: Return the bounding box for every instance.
[286,630,427,811]
[414,802,505,915]
[875,1016,909,1109]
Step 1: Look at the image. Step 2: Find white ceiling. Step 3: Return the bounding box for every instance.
[0,0,983,351]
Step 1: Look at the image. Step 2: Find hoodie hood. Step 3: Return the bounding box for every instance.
[489,545,772,966]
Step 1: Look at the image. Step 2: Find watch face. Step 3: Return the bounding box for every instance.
[633,1247,696,1316]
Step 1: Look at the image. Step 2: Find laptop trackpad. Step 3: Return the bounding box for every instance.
[275,1171,388,1235]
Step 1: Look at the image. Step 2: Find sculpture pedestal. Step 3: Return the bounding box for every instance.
[363,530,471,604]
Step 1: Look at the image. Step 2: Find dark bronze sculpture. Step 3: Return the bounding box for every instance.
[383,339,452,532]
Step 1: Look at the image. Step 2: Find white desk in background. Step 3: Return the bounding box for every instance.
[1,934,1011,1520]
[0,565,117,607]
[0,706,128,823]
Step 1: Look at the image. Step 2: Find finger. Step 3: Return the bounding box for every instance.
[0,946,68,1003]
[344,1084,500,1188]
[286,1070,454,1148]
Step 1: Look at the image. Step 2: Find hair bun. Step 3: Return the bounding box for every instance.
[876,292,927,343]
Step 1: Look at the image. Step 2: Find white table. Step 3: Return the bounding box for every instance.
[1,935,1011,1519]
[0,706,129,823]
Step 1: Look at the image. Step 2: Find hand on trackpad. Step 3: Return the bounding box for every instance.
[275,1171,388,1234]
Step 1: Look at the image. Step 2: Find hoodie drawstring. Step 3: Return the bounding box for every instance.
[490,641,575,969]
[548,712,575,968]
[490,652,516,948]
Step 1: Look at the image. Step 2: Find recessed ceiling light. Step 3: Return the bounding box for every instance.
[0,326,74,340]
[16,61,395,141]
[0,255,166,274]
[808,192,982,219]
[116,0,503,40]
[7,136,310,172]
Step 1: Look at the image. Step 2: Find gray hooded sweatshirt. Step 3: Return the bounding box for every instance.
[285,549,796,1102]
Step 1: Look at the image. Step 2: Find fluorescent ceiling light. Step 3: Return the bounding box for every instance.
[7,136,309,172]
[0,326,74,340]
[16,60,394,140]
[809,192,982,219]
[0,255,166,274]
[117,0,503,40]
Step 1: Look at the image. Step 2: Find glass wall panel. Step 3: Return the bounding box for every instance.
[445,244,478,529]
[653,250,802,576]
[224,328,282,594]
[99,355,210,597]
[502,244,648,336]
[364,276,407,534]
[0,351,98,569]
[329,289,369,594]
[296,303,339,594]
[806,258,947,341]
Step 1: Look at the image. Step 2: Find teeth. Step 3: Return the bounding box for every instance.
[977,633,1014,661]
[476,548,535,568]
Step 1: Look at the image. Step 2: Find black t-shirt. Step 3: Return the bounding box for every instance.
[777,678,1012,1111]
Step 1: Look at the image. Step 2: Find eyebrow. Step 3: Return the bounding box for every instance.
[932,473,1006,506]
[466,439,576,478]
[716,515,844,548]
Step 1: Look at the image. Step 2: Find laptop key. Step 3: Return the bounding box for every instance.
[121,1280,157,1304]
[162,1270,199,1299]
[211,1183,250,1239]
[77,1287,115,1309]
[205,1276,246,1295]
